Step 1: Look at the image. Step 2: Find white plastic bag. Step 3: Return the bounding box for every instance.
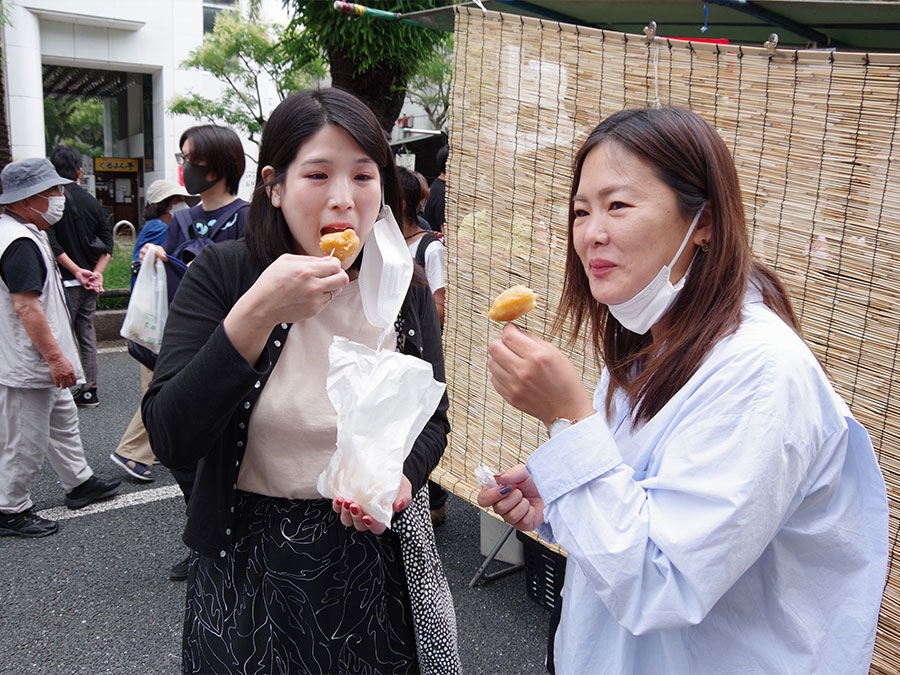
[119,247,168,352]
[317,206,443,528]
[317,337,446,528]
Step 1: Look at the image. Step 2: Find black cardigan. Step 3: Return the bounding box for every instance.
[142,239,450,558]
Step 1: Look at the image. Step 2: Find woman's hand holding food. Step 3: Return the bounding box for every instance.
[477,464,545,532]
[488,323,595,428]
[225,253,348,364]
[333,474,413,535]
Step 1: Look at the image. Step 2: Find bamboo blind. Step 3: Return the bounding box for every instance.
[434,7,900,671]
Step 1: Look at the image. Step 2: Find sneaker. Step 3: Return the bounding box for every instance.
[0,509,58,538]
[73,387,99,408]
[64,475,121,509]
[169,554,191,582]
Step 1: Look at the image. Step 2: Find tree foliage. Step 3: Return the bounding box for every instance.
[406,35,452,130]
[168,11,324,145]
[44,97,104,157]
[283,0,451,132]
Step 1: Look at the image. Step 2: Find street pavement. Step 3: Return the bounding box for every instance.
[0,344,552,674]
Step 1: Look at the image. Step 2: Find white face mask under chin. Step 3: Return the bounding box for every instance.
[31,194,66,226]
[606,203,706,335]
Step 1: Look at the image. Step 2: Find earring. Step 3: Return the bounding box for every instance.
[701,240,709,253]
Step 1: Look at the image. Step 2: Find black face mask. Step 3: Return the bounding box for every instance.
[182,161,219,195]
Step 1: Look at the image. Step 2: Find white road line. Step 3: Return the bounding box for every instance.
[37,484,182,521]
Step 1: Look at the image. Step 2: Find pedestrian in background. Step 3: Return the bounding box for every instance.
[422,144,448,233]
[109,179,191,483]
[0,158,120,538]
[47,146,113,409]
[138,126,249,582]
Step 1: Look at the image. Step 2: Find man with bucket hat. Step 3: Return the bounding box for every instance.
[0,157,120,538]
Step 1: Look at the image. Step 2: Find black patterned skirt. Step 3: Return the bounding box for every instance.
[182,491,418,674]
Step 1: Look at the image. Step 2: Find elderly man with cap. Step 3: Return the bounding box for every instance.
[0,157,120,538]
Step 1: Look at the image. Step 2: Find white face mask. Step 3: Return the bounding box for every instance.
[607,203,706,335]
[358,205,414,350]
[170,201,189,213]
[31,194,66,225]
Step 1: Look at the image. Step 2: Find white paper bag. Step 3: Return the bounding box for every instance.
[317,336,446,528]
[119,247,168,352]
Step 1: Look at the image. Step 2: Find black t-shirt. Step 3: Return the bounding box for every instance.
[422,177,446,233]
[0,238,47,294]
[46,183,113,281]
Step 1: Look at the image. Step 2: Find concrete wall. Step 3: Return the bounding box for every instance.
[2,0,289,200]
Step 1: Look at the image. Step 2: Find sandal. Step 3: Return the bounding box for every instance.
[109,452,154,482]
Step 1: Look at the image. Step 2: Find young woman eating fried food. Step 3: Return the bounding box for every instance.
[144,88,458,674]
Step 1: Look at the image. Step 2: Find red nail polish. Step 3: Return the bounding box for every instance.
[362,516,372,526]
[350,506,359,516]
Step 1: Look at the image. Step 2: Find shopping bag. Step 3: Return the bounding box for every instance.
[317,206,445,528]
[119,246,168,352]
[317,336,446,528]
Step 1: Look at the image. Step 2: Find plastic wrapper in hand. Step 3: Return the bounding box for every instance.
[317,336,446,528]
[475,465,499,488]
[120,246,167,352]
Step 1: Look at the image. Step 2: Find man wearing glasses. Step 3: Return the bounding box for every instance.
[0,158,120,538]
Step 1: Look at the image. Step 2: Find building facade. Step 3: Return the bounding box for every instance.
[2,0,288,218]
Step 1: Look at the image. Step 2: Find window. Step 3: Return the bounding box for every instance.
[203,0,238,34]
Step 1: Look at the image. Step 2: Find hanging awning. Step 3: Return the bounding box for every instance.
[335,0,900,51]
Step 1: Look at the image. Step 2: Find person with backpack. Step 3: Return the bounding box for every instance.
[137,125,249,582]
[399,166,446,327]
[141,124,249,275]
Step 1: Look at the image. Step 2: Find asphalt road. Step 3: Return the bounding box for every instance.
[0,345,552,674]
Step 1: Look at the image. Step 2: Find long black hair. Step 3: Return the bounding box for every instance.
[245,88,402,269]
[397,166,422,228]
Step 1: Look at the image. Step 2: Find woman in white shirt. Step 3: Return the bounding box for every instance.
[478,106,888,674]
[399,166,446,327]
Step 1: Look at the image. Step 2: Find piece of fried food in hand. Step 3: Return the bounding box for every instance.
[320,229,360,263]
[488,285,538,322]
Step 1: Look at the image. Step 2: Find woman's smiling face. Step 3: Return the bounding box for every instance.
[266,124,382,267]
[571,141,706,307]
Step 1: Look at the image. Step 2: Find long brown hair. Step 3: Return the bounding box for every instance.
[554,107,800,423]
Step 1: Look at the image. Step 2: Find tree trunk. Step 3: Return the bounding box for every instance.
[328,49,407,134]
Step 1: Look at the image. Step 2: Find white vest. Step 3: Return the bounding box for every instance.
[0,212,84,388]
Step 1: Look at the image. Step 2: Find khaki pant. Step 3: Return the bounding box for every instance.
[114,365,155,465]
[0,385,92,513]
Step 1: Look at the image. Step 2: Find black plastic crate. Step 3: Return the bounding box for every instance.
[516,531,566,610]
